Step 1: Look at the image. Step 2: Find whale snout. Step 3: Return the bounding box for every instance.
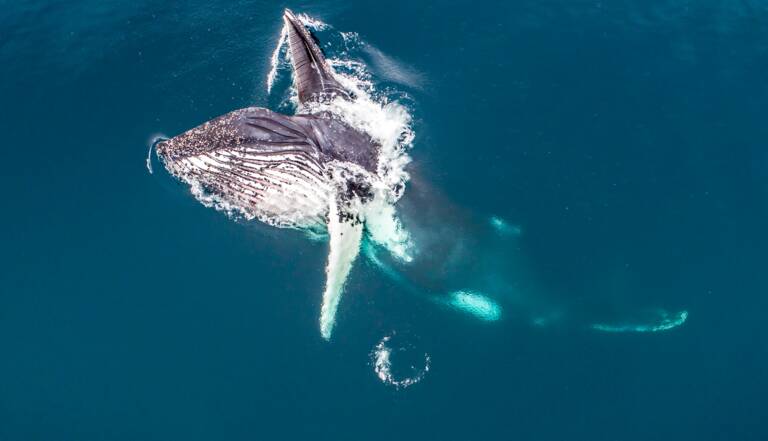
[154,139,171,162]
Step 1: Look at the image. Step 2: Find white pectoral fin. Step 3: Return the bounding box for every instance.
[319,197,363,340]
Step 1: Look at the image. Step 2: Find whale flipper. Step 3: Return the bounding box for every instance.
[283,9,351,104]
[319,194,363,339]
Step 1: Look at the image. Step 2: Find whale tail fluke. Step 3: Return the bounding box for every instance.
[283,9,351,105]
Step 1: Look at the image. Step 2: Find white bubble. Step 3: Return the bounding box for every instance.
[371,333,430,389]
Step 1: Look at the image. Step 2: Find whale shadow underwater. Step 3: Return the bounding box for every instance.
[154,9,687,339]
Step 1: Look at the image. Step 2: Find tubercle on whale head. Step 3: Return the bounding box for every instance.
[154,139,170,162]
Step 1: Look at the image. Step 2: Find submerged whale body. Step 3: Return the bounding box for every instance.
[157,10,387,339]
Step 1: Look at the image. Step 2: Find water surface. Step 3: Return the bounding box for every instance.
[1,1,767,440]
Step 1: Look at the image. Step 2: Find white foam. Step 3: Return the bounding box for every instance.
[273,13,415,202]
[591,309,688,333]
[339,31,361,47]
[189,179,250,220]
[307,76,414,195]
[372,334,430,389]
[296,13,328,31]
[308,78,415,263]
[146,134,167,174]
[266,23,288,93]
[272,14,417,262]
[325,58,408,197]
[146,143,154,174]
[361,193,412,262]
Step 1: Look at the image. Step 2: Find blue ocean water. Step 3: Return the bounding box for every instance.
[1,1,767,440]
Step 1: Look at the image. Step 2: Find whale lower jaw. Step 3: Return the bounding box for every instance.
[163,146,333,231]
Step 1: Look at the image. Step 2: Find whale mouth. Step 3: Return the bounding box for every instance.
[153,139,171,163]
[154,10,417,340]
[156,107,334,229]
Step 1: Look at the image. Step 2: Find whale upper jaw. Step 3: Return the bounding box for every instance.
[282,9,352,105]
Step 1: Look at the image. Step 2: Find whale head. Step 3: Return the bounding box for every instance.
[156,107,333,229]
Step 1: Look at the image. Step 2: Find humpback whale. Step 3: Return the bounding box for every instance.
[157,10,688,340]
[157,10,396,340]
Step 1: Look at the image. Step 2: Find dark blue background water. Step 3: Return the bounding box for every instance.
[2,1,767,439]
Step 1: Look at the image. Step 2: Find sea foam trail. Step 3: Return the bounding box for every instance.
[591,309,688,333]
[266,23,287,93]
[146,134,168,174]
[146,143,154,174]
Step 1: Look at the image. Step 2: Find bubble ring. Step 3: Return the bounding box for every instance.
[371,334,430,389]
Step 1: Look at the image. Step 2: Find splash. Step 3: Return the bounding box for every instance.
[268,14,416,262]
[362,200,412,261]
[300,67,414,199]
[591,309,688,333]
[296,13,328,31]
[312,53,415,196]
[372,334,430,389]
[314,61,416,263]
[268,15,414,199]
